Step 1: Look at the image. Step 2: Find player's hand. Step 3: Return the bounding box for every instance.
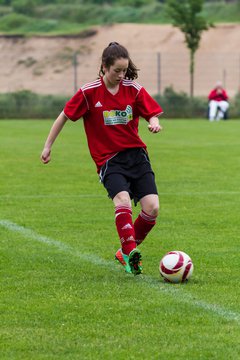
[148,117,163,133]
[41,148,51,164]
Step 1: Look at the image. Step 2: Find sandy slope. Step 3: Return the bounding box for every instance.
[0,23,239,97]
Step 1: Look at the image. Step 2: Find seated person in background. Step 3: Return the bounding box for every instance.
[208,81,229,121]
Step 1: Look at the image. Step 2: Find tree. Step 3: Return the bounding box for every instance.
[166,0,212,97]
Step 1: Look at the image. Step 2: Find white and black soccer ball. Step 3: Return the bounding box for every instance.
[159,250,194,283]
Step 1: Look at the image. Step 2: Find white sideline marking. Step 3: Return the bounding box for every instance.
[141,275,240,324]
[1,219,240,325]
[0,219,110,268]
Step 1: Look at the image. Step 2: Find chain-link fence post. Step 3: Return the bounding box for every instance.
[157,52,161,96]
[73,52,78,93]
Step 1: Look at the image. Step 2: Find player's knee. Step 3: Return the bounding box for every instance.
[141,194,159,217]
[113,191,131,208]
[151,204,159,218]
[144,202,159,218]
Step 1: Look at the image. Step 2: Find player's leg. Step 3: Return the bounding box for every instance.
[113,190,142,275]
[113,190,136,256]
[103,173,142,274]
[132,171,159,246]
[134,194,159,246]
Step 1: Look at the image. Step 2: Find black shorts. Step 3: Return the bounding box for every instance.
[99,148,158,204]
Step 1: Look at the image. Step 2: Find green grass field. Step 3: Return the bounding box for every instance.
[1,119,240,359]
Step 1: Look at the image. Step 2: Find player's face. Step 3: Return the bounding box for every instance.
[103,57,129,86]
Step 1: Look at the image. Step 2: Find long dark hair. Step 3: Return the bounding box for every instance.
[98,42,139,80]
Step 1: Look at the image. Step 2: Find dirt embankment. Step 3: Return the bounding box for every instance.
[0,23,239,97]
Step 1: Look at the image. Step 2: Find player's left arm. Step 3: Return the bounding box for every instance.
[148,116,163,133]
[135,87,163,133]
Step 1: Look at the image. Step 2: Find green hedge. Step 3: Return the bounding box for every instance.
[0,90,68,118]
[0,88,239,119]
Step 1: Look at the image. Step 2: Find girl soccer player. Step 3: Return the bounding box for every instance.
[41,42,163,275]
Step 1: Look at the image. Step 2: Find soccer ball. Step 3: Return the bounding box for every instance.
[159,250,194,283]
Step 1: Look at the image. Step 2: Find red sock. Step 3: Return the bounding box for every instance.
[134,210,157,246]
[115,205,136,255]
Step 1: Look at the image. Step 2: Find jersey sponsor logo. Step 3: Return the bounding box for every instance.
[103,105,133,125]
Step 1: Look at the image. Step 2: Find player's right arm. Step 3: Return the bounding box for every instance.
[41,111,68,164]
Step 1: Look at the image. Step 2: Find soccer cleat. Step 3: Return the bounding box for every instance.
[128,248,143,275]
[115,248,132,274]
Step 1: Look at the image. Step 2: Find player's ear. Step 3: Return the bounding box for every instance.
[102,63,107,74]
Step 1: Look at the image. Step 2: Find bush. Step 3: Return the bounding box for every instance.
[12,0,36,16]
[0,12,31,31]
[0,5,11,17]
[35,3,165,26]
[0,0,12,5]
[230,91,240,118]
[154,86,208,119]
[0,90,68,119]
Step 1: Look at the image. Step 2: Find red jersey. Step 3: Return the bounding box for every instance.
[208,88,228,102]
[64,77,163,172]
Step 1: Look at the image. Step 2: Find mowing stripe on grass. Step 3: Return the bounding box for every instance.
[0,191,240,199]
[1,219,240,325]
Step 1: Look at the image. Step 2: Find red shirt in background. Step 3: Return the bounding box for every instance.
[208,88,228,102]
